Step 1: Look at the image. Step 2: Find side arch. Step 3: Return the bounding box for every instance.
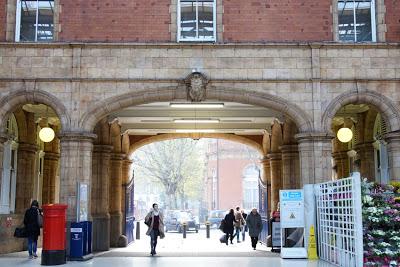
[322,90,400,134]
[80,87,314,133]
[0,89,71,132]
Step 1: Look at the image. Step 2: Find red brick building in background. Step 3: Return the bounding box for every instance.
[204,139,260,211]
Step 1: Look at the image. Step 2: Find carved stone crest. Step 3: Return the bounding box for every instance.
[185,72,208,102]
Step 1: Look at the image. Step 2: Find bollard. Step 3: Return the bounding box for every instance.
[206,221,210,238]
[183,222,187,239]
[136,221,140,240]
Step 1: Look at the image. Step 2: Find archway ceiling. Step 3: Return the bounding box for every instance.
[109,102,284,136]
[332,104,370,126]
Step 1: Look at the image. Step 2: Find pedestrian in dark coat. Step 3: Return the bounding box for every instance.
[223,209,237,245]
[246,208,263,250]
[23,200,41,259]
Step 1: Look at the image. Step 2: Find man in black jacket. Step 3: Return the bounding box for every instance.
[24,200,41,259]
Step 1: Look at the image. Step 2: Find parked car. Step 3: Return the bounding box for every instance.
[207,210,227,228]
[164,210,199,233]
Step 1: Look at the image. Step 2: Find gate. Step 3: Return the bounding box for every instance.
[258,180,269,244]
[125,178,135,245]
[314,175,363,267]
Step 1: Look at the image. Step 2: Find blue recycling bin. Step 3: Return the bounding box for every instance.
[69,221,93,261]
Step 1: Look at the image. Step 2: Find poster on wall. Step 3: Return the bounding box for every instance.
[77,182,88,222]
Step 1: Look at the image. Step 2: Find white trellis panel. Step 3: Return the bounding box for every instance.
[315,174,363,267]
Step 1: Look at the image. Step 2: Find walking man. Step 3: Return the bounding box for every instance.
[246,207,263,250]
[234,206,245,243]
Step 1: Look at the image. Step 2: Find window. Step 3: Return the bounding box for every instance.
[178,0,216,42]
[15,0,54,42]
[338,0,376,42]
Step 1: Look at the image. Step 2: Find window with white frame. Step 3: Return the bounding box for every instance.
[338,0,376,42]
[0,116,18,214]
[178,0,216,42]
[15,0,54,42]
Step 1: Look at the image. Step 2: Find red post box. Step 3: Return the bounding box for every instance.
[41,204,68,266]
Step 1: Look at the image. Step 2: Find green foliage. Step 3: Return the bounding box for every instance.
[133,138,205,209]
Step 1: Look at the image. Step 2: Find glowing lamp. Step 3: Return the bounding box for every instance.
[39,127,55,143]
[337,127,353,143]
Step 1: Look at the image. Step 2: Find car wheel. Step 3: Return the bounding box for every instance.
[196,229,198,233]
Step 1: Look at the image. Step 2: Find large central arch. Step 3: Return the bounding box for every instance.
[80,86,314,134]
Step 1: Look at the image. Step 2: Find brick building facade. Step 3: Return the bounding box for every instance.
[0,0,399,255]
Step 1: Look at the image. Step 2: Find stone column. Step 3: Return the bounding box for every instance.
[109,153,125,247]
[260,157,271,216]
[121,159,133,235]
[268,153,282,212]
[296,132,334,185]
[15,143,38,213]
[332,151,349,179]
[280,145,300,189]
[42,152,60,204]
[59,132,96,221]
[91,144,113,251]
[385,131,400,182]
[355,142,376,180]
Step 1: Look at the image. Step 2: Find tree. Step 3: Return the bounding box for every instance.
[133,138,204,209]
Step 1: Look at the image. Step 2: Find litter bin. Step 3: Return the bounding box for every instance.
[41,204,68,266]
[69,221,93,261]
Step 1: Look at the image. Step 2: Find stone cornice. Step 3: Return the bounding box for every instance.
[18,143,38,153]
[58,131,97,142]
[384,130,400,142]
[43,152,60,160]
[110,153,126,161]
[295,132,335,143]
[267,152,282,160]
[93,144,113,153]
[0,42,399,49]
[1,78,400,84]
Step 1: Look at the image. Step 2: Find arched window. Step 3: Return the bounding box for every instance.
[0,115,19,214]
[242,164,259,210]
[373,114,388,184]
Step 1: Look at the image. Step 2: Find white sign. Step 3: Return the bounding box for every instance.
[272,222,281,247]
[280,190,305,228]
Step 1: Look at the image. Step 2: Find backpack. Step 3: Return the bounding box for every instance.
[37,209,43,228]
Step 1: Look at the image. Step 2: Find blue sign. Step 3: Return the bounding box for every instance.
[280,191,303,202]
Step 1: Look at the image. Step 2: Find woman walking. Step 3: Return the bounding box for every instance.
[223,209,237,245]
[23,200,41,259]
[246,207,263,250]
[145,203,165,256]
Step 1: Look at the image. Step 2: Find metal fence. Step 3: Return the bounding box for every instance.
[315,175,363,267]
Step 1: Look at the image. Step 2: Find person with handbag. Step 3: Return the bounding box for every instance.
[144,203,165,256]
[23,200,42,259]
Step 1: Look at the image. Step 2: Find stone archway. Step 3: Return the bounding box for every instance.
[321,90,400,182]
[80,87,314,133]
[321,90,400,134]
[128,133,265,156]
[0,89,71,133]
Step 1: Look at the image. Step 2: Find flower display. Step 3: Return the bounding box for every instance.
[362,180,400,266]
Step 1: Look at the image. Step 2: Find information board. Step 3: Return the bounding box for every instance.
[280,190,305,228]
